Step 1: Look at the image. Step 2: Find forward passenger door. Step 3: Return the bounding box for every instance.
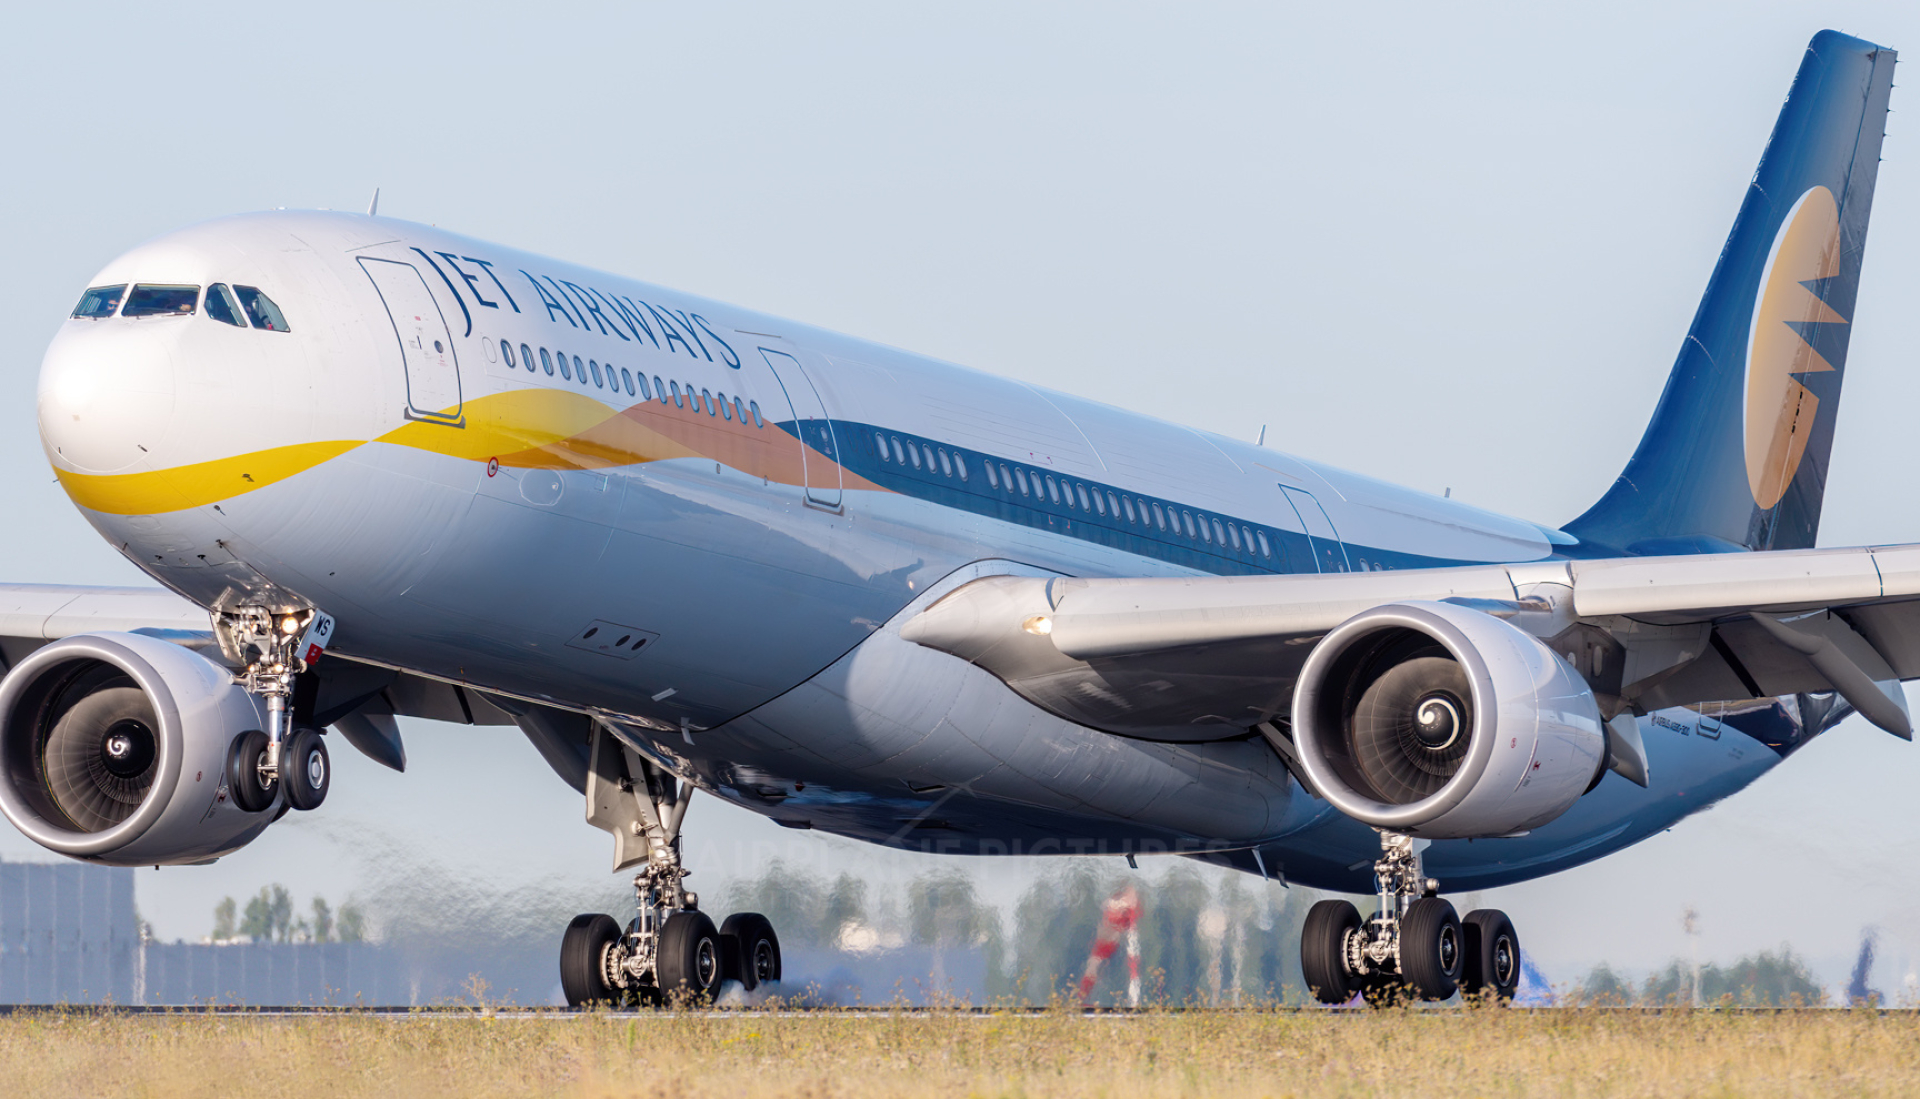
[358,258,463,425]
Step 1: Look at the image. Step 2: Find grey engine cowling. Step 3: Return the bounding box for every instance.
[0,631,273,866]
[1290,600,1608,838]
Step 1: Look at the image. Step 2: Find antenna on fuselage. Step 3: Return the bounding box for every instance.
[366,188,380,217]
[1256,425,1266,446]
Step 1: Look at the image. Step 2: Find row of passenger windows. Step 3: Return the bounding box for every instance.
[501,341,765,427]
[872,431,1275,559]
[71,283,291,331]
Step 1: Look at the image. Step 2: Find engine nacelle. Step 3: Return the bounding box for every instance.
[1291,601,1607,839]
[0,632,273,866]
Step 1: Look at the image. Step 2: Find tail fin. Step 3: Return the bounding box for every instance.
[1565,31,1895,555]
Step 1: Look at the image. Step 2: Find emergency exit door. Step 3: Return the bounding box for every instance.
[359,257,463,425]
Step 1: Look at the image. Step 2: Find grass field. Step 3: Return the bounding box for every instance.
[6,1005,1920,1098]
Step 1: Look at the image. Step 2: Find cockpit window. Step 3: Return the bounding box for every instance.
[122,284,198,317]
[204,283,245,327]
[233,286,290,332]
[71,285,125,319]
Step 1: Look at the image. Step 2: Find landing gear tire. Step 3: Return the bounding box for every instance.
[657,910,723,1004]
[560,912,625,1008]
[282,727,329,811]
[226,730,275,813]
[721,912,781,992]
[1400,896,1463,1001]
[1301,899,1363,1004]
[1461,908,1521,1001]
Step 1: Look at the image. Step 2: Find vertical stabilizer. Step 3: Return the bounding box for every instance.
[1565,31,1895,555]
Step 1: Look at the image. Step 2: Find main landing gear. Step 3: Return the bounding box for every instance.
[218,606,336,815]
[560,743,782,1008]
[1300,831,1521,1005]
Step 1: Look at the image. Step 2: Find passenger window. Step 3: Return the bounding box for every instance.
[938,449,953,477]
[875,432,890,459]
[718,392,733,420]
[1092,491,1105,516]
[1122,496,1137,523]
[622,368,635,396]
[1199,517,1213,543]
[954,454,968,481]
[123,284,199,317]
[999,464,1013,491]
[540,348,554,375]
[500,340,516,368]
[671,381,683,407]
[891,437,907,464]
[1014,468,1030,495]
[985,463,1000,488]
[71,284,125,319]
[749,400,763,427]
[655,376,667,403]
[1106,491,1121,516]
[574,356,587,384]
[520,344,533,372]
[922,444,936,469]
[589,360,604,387]
[701,388,716,416]
[1045,476,1059,503]
[559,353,573,380]
[909,443,922,469]
[732,396,745,422]
[1182,511,1197,538]
[1227,523,1242,551]
[204,283,245,327]
[1152,502,1166,530]
[233,286,289,330]
[1075,484,1091,510]
[1257,530,1272,558]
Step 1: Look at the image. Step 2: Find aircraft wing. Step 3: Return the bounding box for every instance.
[900,545,1920,741]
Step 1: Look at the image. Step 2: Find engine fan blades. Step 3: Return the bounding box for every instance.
[43,685,161,832]
[1349,656,1473,804]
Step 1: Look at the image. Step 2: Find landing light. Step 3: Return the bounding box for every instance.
[280,616,300,635]
[1022,616,1053,636]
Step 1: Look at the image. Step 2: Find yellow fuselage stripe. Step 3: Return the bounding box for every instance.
[55,388,884,516]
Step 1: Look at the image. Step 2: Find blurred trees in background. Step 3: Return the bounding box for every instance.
[210,885,364,945]
[1580,946,1824,1005]
[717,857,1317,1005]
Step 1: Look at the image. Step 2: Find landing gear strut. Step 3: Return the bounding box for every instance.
[1300,830,1520,1005]
[560,728,782,1008]
[217,606,335,814]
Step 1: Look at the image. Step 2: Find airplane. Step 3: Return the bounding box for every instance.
[0,28,1904,1007]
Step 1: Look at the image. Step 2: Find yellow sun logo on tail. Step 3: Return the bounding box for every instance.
[1745,185,1847,510]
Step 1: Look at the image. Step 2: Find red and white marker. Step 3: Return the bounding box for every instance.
[1077,883,1142,1007]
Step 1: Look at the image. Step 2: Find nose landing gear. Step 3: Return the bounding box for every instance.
[1300,830,1521,1005]
[560,725,783,1008]
[217,606,336,814]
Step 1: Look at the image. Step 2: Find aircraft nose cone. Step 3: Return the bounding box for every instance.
[39,325,177,475]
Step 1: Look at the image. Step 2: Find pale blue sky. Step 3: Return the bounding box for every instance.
[6,1,1920,993]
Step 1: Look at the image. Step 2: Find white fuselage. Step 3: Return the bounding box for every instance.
[34,211,1803,891]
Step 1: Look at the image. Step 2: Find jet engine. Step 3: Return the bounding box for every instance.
[0,631,273,866]
[1290,600,1607,838]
